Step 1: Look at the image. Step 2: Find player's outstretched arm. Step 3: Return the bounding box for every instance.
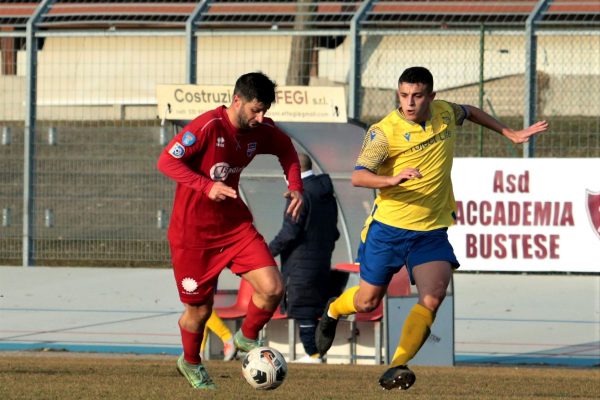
[464,105,549,144]
[502,120,549,144]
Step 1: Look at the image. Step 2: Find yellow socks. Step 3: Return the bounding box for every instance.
[200,310,233,352]
[390,303,435,367]
[206,311,233,342]
[327,289,436,367]
[328,286,359,319]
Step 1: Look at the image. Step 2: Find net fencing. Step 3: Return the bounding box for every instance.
[0,0,598,266]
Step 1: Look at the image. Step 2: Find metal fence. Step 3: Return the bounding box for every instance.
[1,0,599,266]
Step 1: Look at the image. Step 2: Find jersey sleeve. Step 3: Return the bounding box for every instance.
[448,102,469,126]
[262,124,303,193]
[156,128,214,195]
[355,126,389,173]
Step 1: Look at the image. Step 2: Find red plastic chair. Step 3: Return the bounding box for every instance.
[354,268,411,362]
[214,278,254,320]
[202,278,254,360]
[271,304,287,320]
[217,280,294,358]
[353,268,410,323]
[201,278,253,360]
[214,278,288,319]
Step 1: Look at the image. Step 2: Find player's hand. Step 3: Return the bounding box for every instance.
[505,120,549,143]
[390,167,422,186]
[207,181,237,202]
[283,190,303,222]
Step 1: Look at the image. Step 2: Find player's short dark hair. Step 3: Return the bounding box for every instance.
[234,72,277,106]
[398,67,434,93]
[298,152,312,172]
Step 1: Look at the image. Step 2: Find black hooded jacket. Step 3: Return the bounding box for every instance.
[269,173,340,320]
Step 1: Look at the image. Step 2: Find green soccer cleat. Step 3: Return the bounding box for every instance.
[233,329,263,353]
[176,354,217,390]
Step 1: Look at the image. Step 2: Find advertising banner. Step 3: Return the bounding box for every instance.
[156,84,347,123]
[449,158,600,273]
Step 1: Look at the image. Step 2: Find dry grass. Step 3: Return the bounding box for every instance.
[0,352,598,400]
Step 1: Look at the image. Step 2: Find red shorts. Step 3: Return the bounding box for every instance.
[169,228,276,304]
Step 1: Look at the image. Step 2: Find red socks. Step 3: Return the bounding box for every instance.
[180,300,272,361]
[241,299,274,340]
[179,322,202,364]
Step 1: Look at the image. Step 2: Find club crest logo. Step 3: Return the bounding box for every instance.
[404,133,411,141]
[182,131,196,147]
[369,130,377,141]
[247,142,257,157]
[586,190,600,239]
[168,142,185,158]
[216,137,225,147]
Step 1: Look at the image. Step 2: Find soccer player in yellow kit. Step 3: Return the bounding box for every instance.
[315,66,548,390]
[200,311,236,361]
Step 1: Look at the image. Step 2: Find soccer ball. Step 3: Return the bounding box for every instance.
[241,346,287,390]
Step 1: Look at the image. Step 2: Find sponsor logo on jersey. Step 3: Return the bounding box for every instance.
[586,190,600,239]
[181,277,199,293]
[182,131,196,146]
[247,142,257,157]
[168,142,185,158]
[369,130,377,141]
[404,133,411,141]
[210,162,244,181]
[216,137,225,147]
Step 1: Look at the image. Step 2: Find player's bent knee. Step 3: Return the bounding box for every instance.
[183,304,212,324]
[421,293,446,312]
[268,286,284,301]
[257,284,284,303]
[355,298,380,313]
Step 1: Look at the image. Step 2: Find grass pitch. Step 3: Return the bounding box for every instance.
[0,352,598,400]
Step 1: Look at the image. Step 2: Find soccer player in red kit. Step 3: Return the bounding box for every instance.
[157,72,303,390]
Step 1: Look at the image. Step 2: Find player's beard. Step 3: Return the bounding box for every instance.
[237,108,256,130]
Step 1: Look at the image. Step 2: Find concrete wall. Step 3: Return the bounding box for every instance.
[2,266,597,366]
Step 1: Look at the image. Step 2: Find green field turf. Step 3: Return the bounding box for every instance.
[1,352,598,400]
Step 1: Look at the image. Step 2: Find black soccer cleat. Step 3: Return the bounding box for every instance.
[315,297,339,357]
[378,365,416,390]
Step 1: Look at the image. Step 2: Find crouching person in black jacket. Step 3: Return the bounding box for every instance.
[269,152,340,363]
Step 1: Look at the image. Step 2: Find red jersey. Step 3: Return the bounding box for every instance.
[157,105,302,249]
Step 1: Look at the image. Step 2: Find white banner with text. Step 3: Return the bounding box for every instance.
[449,158,600,273]
[156,84,347,123]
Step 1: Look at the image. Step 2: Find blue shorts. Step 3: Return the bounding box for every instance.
[356,219,460,286]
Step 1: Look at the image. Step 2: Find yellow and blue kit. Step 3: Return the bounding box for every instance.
[355,100,467,285]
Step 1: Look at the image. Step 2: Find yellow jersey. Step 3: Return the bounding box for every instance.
[356,100,467,232]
